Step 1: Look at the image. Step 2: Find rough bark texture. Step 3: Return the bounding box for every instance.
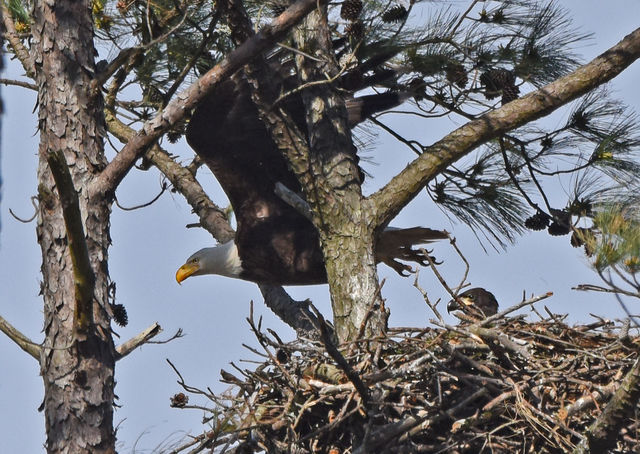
[31,0,116,452]
[293,10,387,342]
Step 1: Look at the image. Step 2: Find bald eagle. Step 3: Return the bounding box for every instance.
[176,64,447,285]
[447,288,499,318]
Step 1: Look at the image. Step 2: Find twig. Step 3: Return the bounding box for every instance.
[9,196,39,223]
[115,182,167,211]
[115,322,163,359]
[413,269,444,323]
[474,291,553,327]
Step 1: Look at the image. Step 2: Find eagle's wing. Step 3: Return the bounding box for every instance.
[186,72,326,284]
[186,65,409,284]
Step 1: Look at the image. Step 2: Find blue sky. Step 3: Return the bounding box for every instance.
[1,1,639,451]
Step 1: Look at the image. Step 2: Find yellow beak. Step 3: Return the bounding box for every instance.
[176,262,200,284]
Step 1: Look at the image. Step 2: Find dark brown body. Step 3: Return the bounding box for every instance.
[186,71,442,285]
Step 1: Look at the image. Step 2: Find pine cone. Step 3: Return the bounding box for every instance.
[480,69,517,102]
[340,0,363,21]
[111,303,129,327]
[345,21,364,40]
[548,221,571,236]
[446,61,468,88]
[382,5,408,23]
[501,84,520,104]
[570,230,584,247]
[525,212,551,231]
[170,393,189,408]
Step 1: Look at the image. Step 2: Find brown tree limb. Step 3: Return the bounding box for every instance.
[91,0,327,198]
[369,27,640,229]
[0,3,35,78]
[573,357,640,454]
[104,110,235,242]
[46,150,96,334]
[257,285,320,336]
[0,78,37,90]
[115,322,162,360]
[0,314,41,360]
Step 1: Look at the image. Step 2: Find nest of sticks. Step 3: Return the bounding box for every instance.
[169,297,640,454]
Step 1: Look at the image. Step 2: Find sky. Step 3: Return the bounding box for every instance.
[1,1,639,452]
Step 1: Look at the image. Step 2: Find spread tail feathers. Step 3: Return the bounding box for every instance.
[376,227,448,276]
[346,92,411,126]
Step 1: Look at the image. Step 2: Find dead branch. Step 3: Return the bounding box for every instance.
[274,182,313,221]
[114,182,167,211]
[9,196,38,223]
[0,314,41,360]
[0,78,37,90]
[47,150,95,334]
[115,322,163,359]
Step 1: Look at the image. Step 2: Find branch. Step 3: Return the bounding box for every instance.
[258,285,321,337]
[91,0,327,197]
[115,322,162,360]
[47,150,95,334]
[573,357,640,454]
[0,314,41,360]
[104,110,235,242]
[274,182,313,221]
[0,78,37,90]
[369,26,640,228]
[0,3,36,78]
[474,291,553,328]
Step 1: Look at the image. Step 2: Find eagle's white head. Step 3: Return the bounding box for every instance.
[176,240,243,283]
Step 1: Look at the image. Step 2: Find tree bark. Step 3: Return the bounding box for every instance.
[293,9,387,342]
[31,0,116,452]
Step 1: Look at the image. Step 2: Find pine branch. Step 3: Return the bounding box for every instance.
[0,2,35,78]
[91,0,329,197]
[369,27,640,229]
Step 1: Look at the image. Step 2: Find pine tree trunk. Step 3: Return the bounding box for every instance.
[294,10,388,342]
[31,0,116,452]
